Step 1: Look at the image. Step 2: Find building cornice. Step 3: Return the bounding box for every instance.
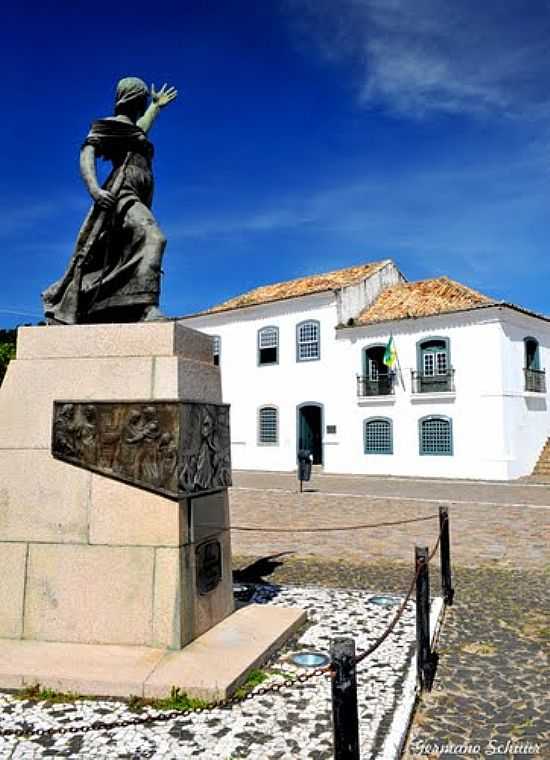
[335,303,550,334]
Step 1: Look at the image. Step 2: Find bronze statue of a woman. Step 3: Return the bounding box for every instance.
[42,77,177,324]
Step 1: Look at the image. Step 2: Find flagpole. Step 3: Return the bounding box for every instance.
[396,349,406,391]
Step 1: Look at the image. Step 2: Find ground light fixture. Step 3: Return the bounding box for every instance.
[289,651,331,668]
[369,595,401,607]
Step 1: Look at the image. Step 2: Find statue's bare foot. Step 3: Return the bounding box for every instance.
[142,305,166,322]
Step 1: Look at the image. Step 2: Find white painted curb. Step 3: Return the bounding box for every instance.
[378,596,445,760]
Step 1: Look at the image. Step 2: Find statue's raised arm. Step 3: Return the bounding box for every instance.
[42,76,177,325]
[138,83,178,133]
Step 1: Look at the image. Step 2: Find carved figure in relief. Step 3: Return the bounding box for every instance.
[136,406,162,484]
[113,408,144,477]
[53,404,78,457]
[194,410,221,490]
[159,432,178,488]
[178,454,197,491]
[77,404,98,466]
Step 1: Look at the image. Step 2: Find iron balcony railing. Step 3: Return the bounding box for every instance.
[356,374,395,397]
[411,369,455,394]
[524,367,546,393]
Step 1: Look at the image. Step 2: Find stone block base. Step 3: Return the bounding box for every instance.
[0,322,234,649]
[0,605,306,700]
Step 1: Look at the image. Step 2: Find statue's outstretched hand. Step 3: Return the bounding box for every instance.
[152,83,178,108]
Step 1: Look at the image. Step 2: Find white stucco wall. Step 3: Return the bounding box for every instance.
[333,309,509,479]
[183,292,345,472]
[497,309,550,478]
[335,261,405,325]
[182,299,550,481]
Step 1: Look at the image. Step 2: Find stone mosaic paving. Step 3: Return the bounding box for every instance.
[235,556,550,760]
[0,583,417,759]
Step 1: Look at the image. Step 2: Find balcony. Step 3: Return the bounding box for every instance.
[524,368,546,393]
[411,369,455,394]
[357,374,394,398]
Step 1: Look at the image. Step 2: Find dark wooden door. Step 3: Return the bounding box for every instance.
[298,405,322,465]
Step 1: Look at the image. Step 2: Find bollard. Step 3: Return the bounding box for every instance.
[439,506,454,606]
[330,638,360,760]
[415,545,438,691]
[297,449,313,493]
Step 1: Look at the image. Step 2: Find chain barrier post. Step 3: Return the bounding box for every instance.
[415,545,437,691]
[330,637,360,760]
[439,506,454,606]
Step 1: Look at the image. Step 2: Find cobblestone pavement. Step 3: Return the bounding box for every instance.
[233,470,550,507]
[229,471,549,568]
[232,556,549,760]
[230,471,548,758]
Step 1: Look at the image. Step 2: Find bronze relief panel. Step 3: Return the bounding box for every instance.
[52,400,231,499]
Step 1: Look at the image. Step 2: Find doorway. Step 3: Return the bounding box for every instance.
[297,403,323,465]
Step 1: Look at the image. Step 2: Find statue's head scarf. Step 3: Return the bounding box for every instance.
[115,77,149,111]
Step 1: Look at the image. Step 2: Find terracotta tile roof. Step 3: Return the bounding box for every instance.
[204,260,392,314]
[357,277,496,325]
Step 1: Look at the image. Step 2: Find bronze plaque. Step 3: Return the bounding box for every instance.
[52,401,231,499]
[196,539,222,595]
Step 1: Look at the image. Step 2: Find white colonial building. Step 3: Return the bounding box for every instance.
[181,259,550,480]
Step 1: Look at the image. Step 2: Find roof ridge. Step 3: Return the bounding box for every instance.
[203,258,395,315]
[235,258,391,292]
[390,274,495,300]
[357,273,497,326]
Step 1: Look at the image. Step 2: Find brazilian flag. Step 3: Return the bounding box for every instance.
[383,335,397,368]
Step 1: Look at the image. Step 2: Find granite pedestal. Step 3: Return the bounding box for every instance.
[0,323,304,698]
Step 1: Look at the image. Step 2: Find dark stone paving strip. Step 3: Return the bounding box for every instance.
[233,556,549,759]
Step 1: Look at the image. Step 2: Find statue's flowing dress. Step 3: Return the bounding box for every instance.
[42,118,163,324]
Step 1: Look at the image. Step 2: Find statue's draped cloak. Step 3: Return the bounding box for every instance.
[42,119,159,324]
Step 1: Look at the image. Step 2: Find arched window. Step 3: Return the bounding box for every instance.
[414,337,453,392]
[212,335,221,367]
[524,337,540,370]
[359,344,394,396]
[419,416,453,456]
[296,320,320,362]
[258,406,279,445]
[364,417,393,454]
[258,326,279,365]
[524,337,546,392]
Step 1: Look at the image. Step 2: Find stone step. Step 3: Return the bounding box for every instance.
[0,604,306,700]
[531,437,550,476]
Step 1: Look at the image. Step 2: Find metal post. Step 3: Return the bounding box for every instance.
[415,545,437,691]
[330,638,360,760]
[439,506,454,606]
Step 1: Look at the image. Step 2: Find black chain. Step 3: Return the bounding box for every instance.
[227,513,439,534]
[354,518,445,665]
[0,667,331,739]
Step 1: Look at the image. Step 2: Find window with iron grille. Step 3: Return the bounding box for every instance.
[212,335,221,366]
[258,326,279,365]
[296,320,320,361]
[258,406,278,445]
[364,418,393,454]
[419,416,453,455]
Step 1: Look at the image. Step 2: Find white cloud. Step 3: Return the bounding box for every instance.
[164,144,550,296]
[285,0,550,117]
[165,208,315,240]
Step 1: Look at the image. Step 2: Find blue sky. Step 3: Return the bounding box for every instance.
[2,0,550,327]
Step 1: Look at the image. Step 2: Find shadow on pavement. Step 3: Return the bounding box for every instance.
[233,552,295,583]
